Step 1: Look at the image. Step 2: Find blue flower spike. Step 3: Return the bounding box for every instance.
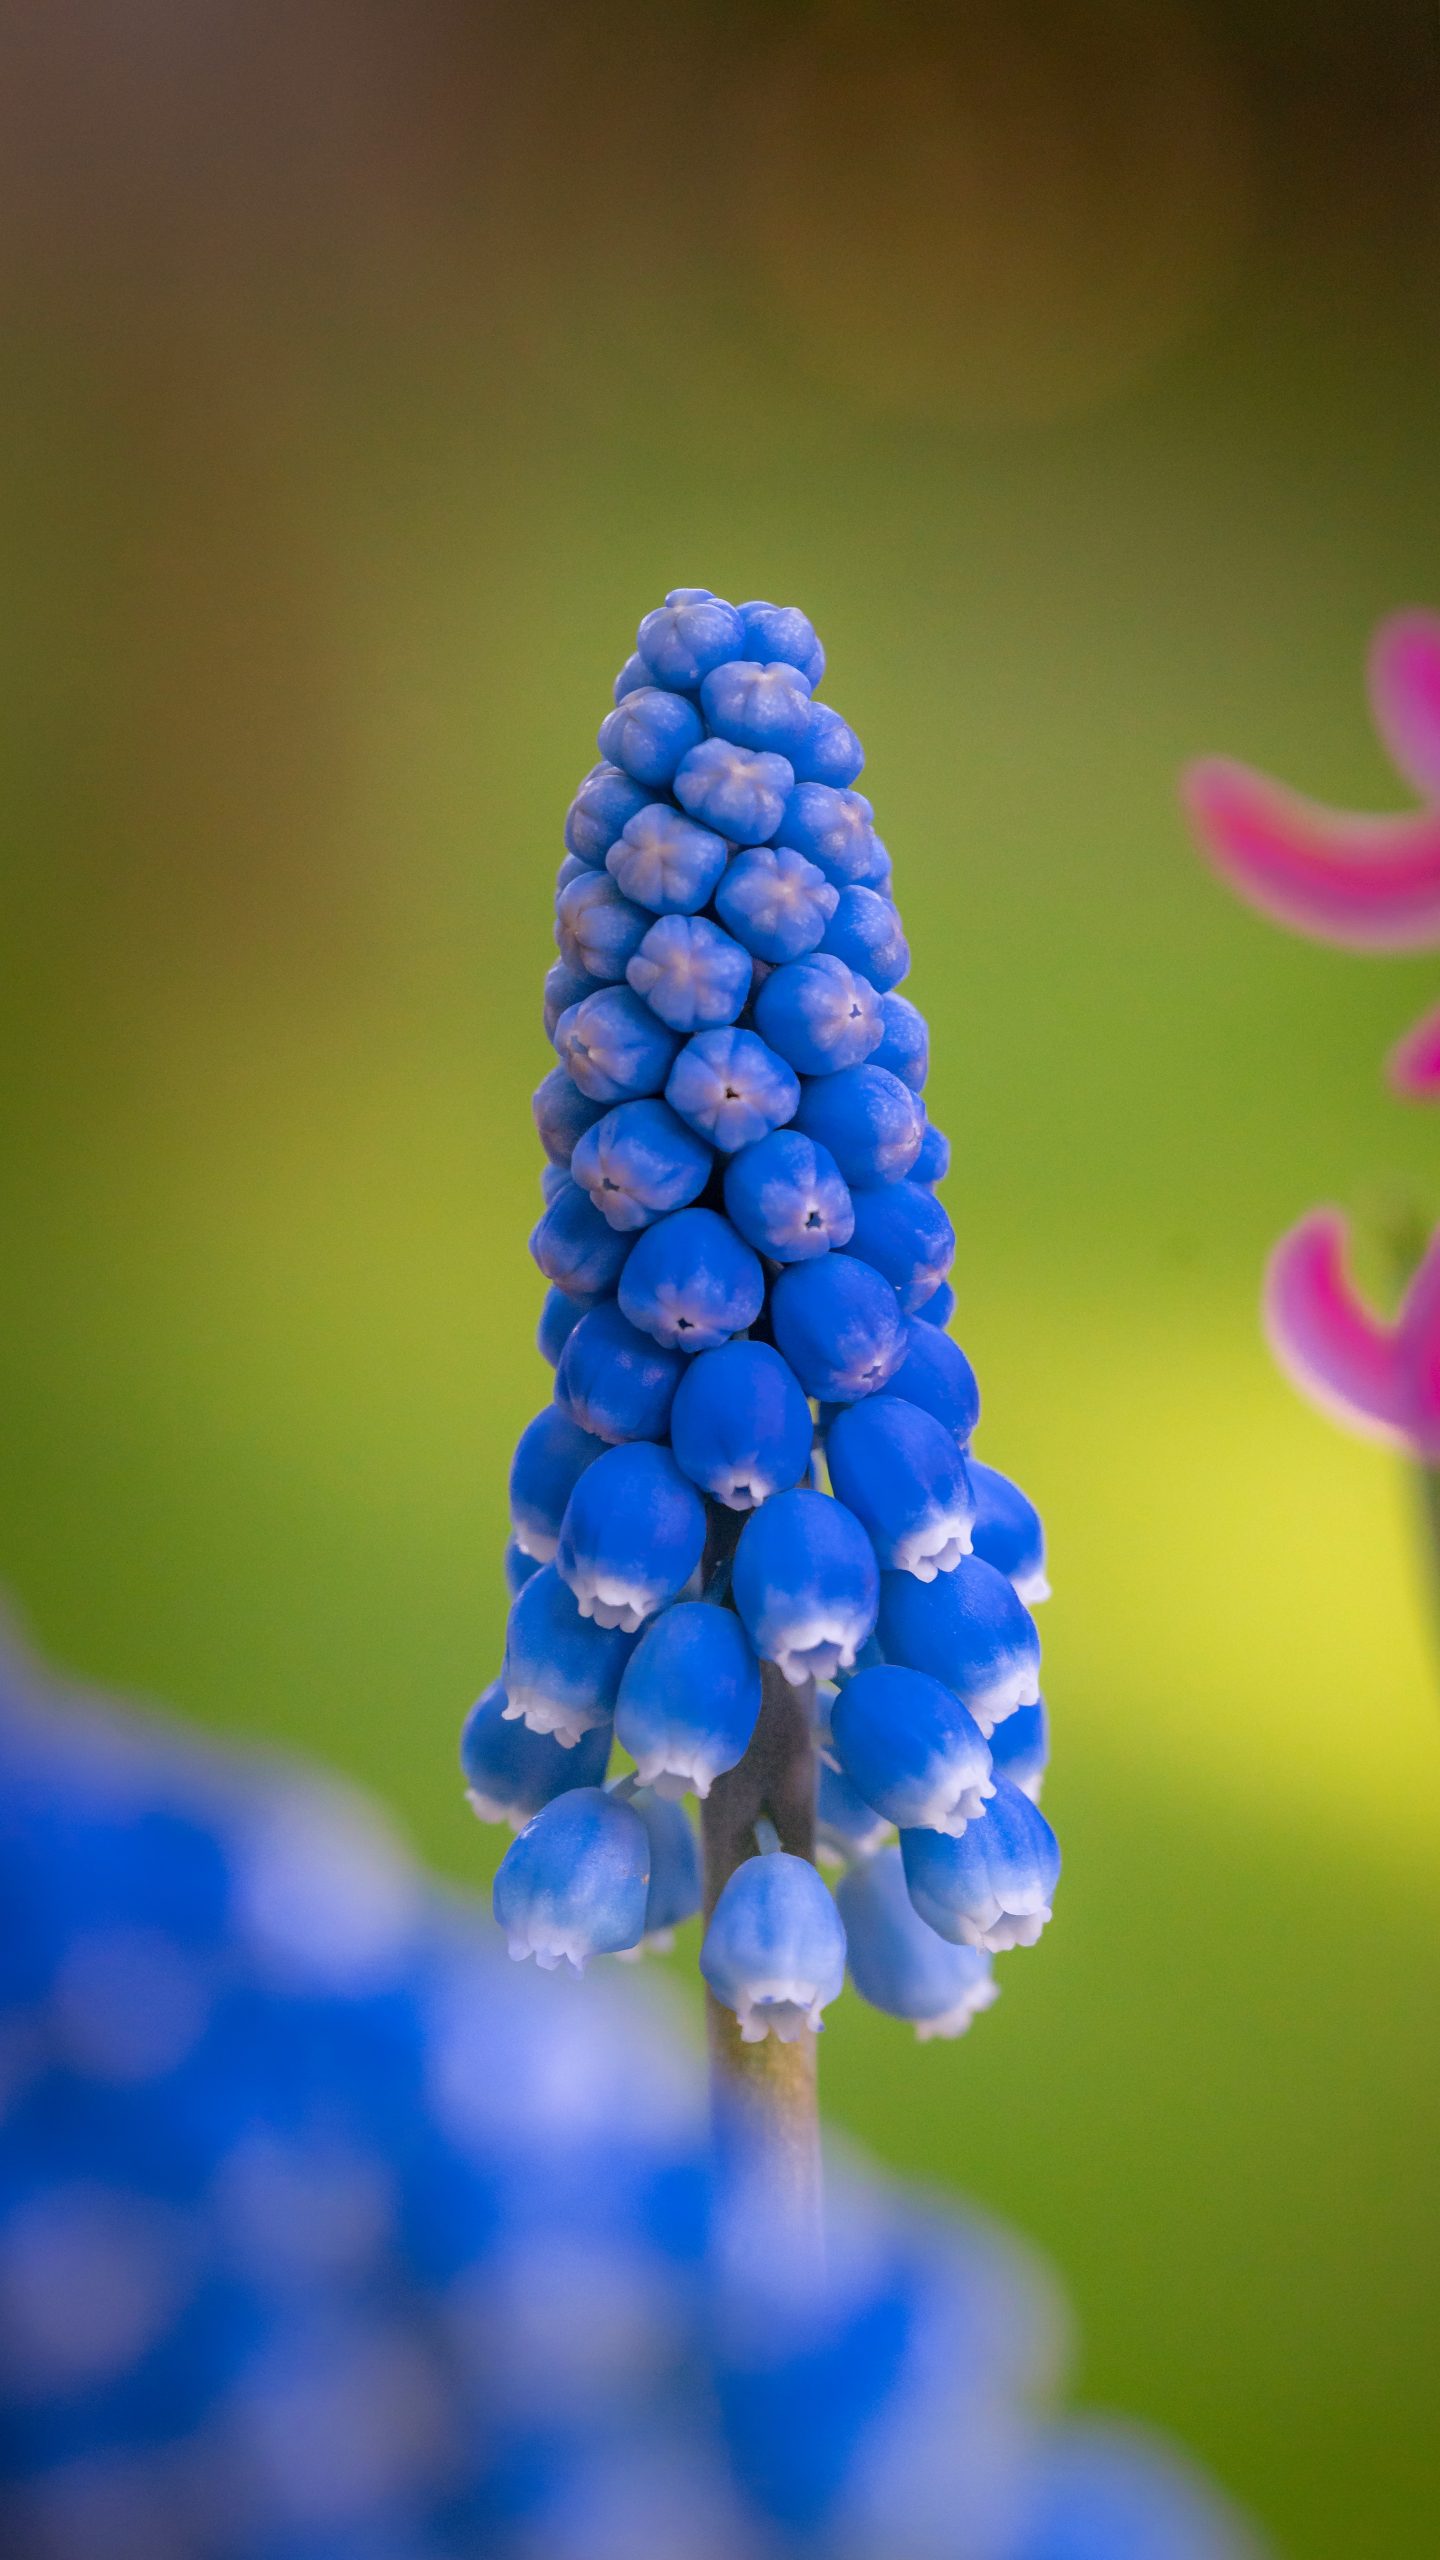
[701,1846,847,2043]
[493,1785,650,1970]
[837,1844,999,2039]
[901,1777,1061,1953]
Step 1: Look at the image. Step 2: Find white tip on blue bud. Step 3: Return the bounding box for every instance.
[669,1340,814,1511]
[493,1785,650,1971]
[968,1459,1050,1604]
[825,1395,974,1580]
[555,1442,707,1633]
[615,1602,763,1798]
[830,1662,993,1836]
[878,1556,1041,1735]
[901,1778,1061,1953]
[501,1563,636,1746]
[700,1849,847,2042]
[508,1406,608,1562]
[837,1843,998,2038]
[732,1487,879,1685]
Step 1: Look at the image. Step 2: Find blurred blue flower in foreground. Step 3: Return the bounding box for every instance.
[0,1623,1266,2558]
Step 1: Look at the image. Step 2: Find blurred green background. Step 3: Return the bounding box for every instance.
[2,3,1438,2551]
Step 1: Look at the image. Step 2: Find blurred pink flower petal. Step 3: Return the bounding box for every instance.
[1397,1228,1440,1462]
[1387,1003,1440,1099]
[1368,609,1440,803]
[1262,1210,1408,1446]
[1182,757,1440,952]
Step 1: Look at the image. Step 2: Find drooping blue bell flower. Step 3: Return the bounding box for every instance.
[606,803,730,914]
[618,1205,766,1353]
[713,841,839,963]
[674,737,795,843]
[754,953,884,1077]
[570,1098,713,1232]
[737,598,825,686]
[792,1062,924,1187]
[825,1395,974,1580]
[564,759,652,865]
[636,587,746,690]
[912,1119,950,1185]
[986,1698,1049,1802]
[626,1785,703,1948]
[501,1562,636,1745]
[554,1440,707,1632]
[553,1298,684,1443]
[700,1850,847,2042]
[461,1679,612,1826]
[669,1339,814,1509]
[915,1279,956,1329]
[732,1486,879,1684]
[537,1281,597,1367]
[554,868,651,982]
[554,984,681,1103]
[598,685,705,788]
[874,1317,981,1441]
[829,1663,993,1836]
[769,1252,907,1402]
[878,1556,1041,1734]
[900,1777,1060,1952]
[533,1062,609,1165]
[837,1845,998,2039]
[871,990,929,1091]
[508,1406,608,1562]
[818,885,910,992]
[529,1179,634,1297]
[700,659,815,761]
[612,647,651,701]
[493,1786,650,1970]
[777,782,889,888]
[505,1535,543,1595]
[790,700,865,790]
[723,1128,855,1261]
[614,1602,763,1797]
[665,1027,801,1151]
[626,913,753,1031]
[815,1759,893,1864]
[847,1181,956,1313]
[968,1459,1051,1604]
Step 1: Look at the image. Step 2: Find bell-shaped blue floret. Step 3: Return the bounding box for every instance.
[502,1563,636,1745]
[555,984,681,1104]
[878,1557,1040,1734]
[769,1253,907,1402]
[530,1179,634,1297]
[674,737,795,843]
[636,588,746,690]
[912,1119,949,1186]
[606,804,729,914]
[900,1778,1060,1953]
[847,1182,956,1313]
[915,1279,956,1329]
[701,659,815,761]
[504,1536,543,1596]
[986,1698,1048,1802]
[815,1758,893,1864]
[837,1845,998,2039]
[627,914,753,1031]
[612,648,650,701]
[493,1785,650,1971]
[544,958,603,1038]
[825,1395,974,1580]
[555,1441,707,1632]
[818,885,910,992]
[665,1027,801,1152]
[790,700,865,789]
[555,870,650,982]
[754,954,883,1077]
[598,685,705,788]
[732,1487,879,1685]
[874,1318,981,1441]
[628,1785,703,1948]
[669,1340,814,1510]
[552,1299,683,1443]
[738,598,825,686]
[509,1405,608,1562]
[564,760,652,865]
[570,1098,713,1233]
[723,1129,855,1262]
[533,1063,609,1166]
[617,1205,766,1353]
[461,1678,612,1826]
[792,1062,924,1188]
[778,782,888,888]
[968,1459,1050,1605]
[713,842,838,964]
[700,1850,847,2042]
[830,1662,992,1836]
[537,1282,596,1368]
[615,1602,763,1797]
[871,991,929,1092]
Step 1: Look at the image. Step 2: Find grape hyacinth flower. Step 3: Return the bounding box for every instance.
[471,588,1062,2206]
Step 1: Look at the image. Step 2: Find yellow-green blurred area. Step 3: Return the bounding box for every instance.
[2,1,1438,2549]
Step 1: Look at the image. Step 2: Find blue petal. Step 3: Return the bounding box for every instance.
[509,1406,608,1561]
[636,589,745,690]
[493,1786,650,1970]
[570,1098,713,1233]
[627,914,753,1031]
[723,1128,855,1262]
[968,1459,1049,1603]
[555,985,681,1104]
[825,1396,973,1579]
[618,1206,766,1353]
[674,737,795,844]
[754,954,884,1077]
[700,1850,847,2041]
[665,1027,801,1152]
[598,686,705,788]
[732,1488,880,1685]
[714,842,839,963]
[846,1182,956,1313]
[564,759,652,864]
[900,1779,1060,1954]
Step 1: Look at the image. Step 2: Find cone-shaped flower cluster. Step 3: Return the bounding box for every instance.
[468,587,1061,2040]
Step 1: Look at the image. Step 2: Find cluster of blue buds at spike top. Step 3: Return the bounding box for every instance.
[468,587,1062,2043]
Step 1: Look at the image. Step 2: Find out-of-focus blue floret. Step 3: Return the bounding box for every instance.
[462,1678,612,1826]
[793,1061,924,1186]
[607,803,730,914]
[570,1097,713,1232]
[627,913,753,1031]
[665,1026,801,1151]
[915,1278,957,1329]
[674,737,795,844]
[537,1279,598,1367]
[553,1298,684,1444]
[815,1758,894,1864]
[598,686,706,787]
[819,884,910,991]
[505,1534,543,1594]
[613,648,651,702]
[545,957,603,1039]
[669,1339,814,1510]
[713,841,838,963]
[555,985,680,1103]
[618,1205,766,1353]
[847,1180,956,1312]
[754,953,884,1077]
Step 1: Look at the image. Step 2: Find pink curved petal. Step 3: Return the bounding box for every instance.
[1398,1227,1440,1460]
[1368,609,1440,803]
[1262,1210,1408,1445]
[1181,757,1440,952]
[1386,1003,1440,1099]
